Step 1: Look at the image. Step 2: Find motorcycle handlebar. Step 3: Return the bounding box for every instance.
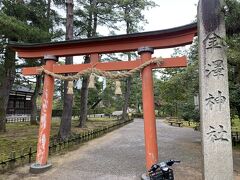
[166,160,181,166]
[149,159,180,172]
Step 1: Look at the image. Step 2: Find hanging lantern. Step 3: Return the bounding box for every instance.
[88,74,96,89]
[115,80,122,95]
[67,81,74,94]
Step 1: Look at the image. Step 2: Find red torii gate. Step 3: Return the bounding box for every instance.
[9,23,197,173]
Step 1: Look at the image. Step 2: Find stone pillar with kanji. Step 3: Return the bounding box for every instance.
[198,0,233,179]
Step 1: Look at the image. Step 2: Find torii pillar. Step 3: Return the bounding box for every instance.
[30,55,58,173]
[138,47,158,170]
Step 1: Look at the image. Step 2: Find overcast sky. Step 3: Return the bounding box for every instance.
[142,0,199,57]
[144,0,198,31]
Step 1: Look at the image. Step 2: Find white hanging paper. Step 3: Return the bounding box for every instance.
[76,78,82,89]
[102,77,106,90]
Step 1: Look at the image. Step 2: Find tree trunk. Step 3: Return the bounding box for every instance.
[65,0,74,40]
[87,0,93,37]
[47,0,51,21]
[0,48,15,132]
[78,0,97,128]
[122,13,132,120]
[122,76,132,120]
[59,74,73,139]
[58,0,74,140]
[92,0,97,36]
[78,57,90,128]
[30,75,42,125]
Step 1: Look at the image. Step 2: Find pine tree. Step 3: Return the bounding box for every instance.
[76,0,98,128]
[59,0,74,140]
[0,0,60,132]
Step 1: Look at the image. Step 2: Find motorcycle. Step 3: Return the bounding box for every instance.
[148,160,180,180]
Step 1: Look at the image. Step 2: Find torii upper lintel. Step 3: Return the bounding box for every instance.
[8,23,197,59]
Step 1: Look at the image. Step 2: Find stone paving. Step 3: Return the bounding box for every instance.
[2,119,240,180]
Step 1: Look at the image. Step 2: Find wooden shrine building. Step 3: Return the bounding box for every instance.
[7,85,33,115]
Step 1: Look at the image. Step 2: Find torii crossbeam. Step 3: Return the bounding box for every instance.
[9,23,197,174]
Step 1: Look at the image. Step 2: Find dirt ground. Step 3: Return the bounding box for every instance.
[1,119,239,180]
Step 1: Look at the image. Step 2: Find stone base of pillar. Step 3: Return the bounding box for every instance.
[141,173,150,180]
[30,163,52,174]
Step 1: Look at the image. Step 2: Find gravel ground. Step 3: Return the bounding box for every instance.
[2,119,240,180]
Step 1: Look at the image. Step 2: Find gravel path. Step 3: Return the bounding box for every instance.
[2,119,240,180]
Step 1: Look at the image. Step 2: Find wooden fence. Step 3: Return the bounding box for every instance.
[0,119,133,173]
